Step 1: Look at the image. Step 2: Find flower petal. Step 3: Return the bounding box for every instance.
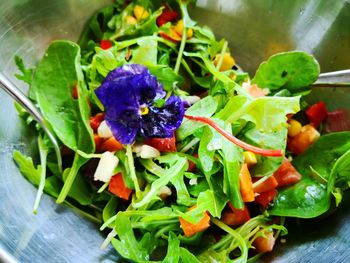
[95,76,140,144]
[141,96,185,138]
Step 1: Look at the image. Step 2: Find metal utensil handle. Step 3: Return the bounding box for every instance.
[314,69,350,87]
[0,72,62,172]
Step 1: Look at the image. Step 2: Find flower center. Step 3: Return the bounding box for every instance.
[140,105,149,115]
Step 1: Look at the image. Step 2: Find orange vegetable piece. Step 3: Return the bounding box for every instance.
[239,163,255,202]
[100,136,123,152]
[108,173,132,200]
[253,231,276,253]
[93,134,104,153]
[253,176,278,194]
[179,206,210,237]
[288,124,320,154]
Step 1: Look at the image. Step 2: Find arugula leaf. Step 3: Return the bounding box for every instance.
[102,196,119,225]
[252,51,320,92]
[147,64,184,92]
[177,96,218,140]
[179,247,201,263]
[162,232,180,263]
[13,150,60,198]
[111,212,150,261]
[269,132,350,218]
[14,55,33,85]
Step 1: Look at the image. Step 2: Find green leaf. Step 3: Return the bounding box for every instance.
[177,96,218,140]
[111,213,150,261]
[179,247,201,263]
[269,132,350,218]
[162,232,180,263]
[131,38,158,65]
[147,64,184,92]
[30,40,94,153]
[252,51,320,92]
[14,55,33,85]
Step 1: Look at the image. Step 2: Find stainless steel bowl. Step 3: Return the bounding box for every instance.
[1,0,349,262]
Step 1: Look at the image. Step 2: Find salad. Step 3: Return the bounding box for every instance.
[12,0,350,262]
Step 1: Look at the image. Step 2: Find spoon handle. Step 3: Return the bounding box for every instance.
[0,72,62,172]
[314,69,350,87]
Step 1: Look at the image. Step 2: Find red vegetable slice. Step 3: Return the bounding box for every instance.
[144,136,177,152]
[179,206,210,237]
[184,115,284,157]
[253,231,276,253]
[221,203,250,226]
[326,109,350,132]
[305,101,328,128]
[100,39,112,50]
[253,176,278,194]
[239,163,255,202]
[288,124,320,154]
[157,10,178,26]
[273,159,301,187]
[89,113,105,132]
[255,189,278,208]
[108,173,132,200]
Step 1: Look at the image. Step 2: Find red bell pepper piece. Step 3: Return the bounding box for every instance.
[326,109,350,132]
[100,39,112,50]
[156,10,178,26]
[221,203,250,226]
[144,136,177,152]
[253,176,278,194]
[273,159,301,187]
[305,101,328,128]
[89,113,105,132]
[255,189,278,208]
[108,173,133,200]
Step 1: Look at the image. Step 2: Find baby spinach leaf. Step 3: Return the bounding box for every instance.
[30,40,94,153]
[269,132,350,218]
[252,51,320,92]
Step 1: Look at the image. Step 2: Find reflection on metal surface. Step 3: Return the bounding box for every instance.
[0,0,349,262]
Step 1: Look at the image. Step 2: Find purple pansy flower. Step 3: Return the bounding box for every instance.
[95,64,184,144]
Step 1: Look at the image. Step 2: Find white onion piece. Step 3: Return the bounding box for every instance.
[98,120,113,138]
[139,145,160,159]
[93,152,119,182]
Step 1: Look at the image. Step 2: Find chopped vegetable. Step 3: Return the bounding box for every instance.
[273,159,301,187]
[288,124,320,154]
[144,136,177,152]
[93,152,119,182]
[253,176,278,194]
[221,203,250,226]
[326,109,350,132]
[305,101,328,128]
[255,189,278,208]
[108,173,133,200]
[253,231,276,253]
[239,163,255,202]
[100,137,123,152]
[179,207,210,237]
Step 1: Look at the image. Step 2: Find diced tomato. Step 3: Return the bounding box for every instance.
[72,85,78,99]
[156,10,178,26]
[255,189,278,208]
[100,136,123,152]
[187,153,198,172]
[305,101,328,128]
[144,136,177,152]
[94,134,104,153]
[273,159,301,187]
[239,163,255,202]
[100,39,112,50]
[253,176,278,194]
[221,203,250,226]
[108,173,133,200]
[326,109,350,132]
[89,113,105,132]
[179,206,210,237]
[253,231,275,253]
[288,124,320,154]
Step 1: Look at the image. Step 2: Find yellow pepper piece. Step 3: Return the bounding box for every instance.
[125,15,137,25]
[243,151,258,168]
[288,119,302,137]
[174,20,193,39]
[133,5,149,20]
[214,53,235,71]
